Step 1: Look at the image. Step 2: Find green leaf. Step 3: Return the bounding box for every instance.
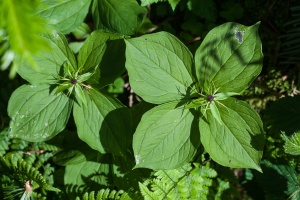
[195,22,263,93]
[92,0,147,35]
[0,0,50,78]
[125,32,195,104]
[214,92,240,101]
[168,0,181,10]
[200,98,264,171]
[17,31,77,84]
[209,101,222,125]
[72,22,91,39]
[38,0,92,34]
[53,150,87,166]
[78,30,126,88]
[64,154,115,199]
[282,132,300,155]
[133,102,200,170]
[140,0,164,6]
[7,84,73,142]
[74,84,87,106]
[55,83,72,94]
[77,70,97,82]
[78,30,123,72]
[73,89,131,156]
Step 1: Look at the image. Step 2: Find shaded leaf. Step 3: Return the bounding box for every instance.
[73,89,131,156]
[92,0,147,35]
[78,30,126,87]
[253,160,300,200]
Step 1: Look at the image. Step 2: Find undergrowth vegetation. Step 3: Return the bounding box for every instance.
[1,0,300,199]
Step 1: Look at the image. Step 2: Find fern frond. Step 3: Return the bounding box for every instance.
[0,129,10,156]
[282,132,300,155]
[75,188,132,200]
[0,154,60,193]
[139,182,159,200]
[139,163,218,199]
[0,0,50,78]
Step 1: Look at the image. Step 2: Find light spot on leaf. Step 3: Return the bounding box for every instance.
[44,122,48,127]
[20,115,25,118]
[52,32,59,38]
[234,26,246,44]
[135,155,141,165]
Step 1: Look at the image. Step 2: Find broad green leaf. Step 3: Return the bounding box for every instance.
[7,84,73,142]
[282,132,300,155]
[78,30,126,87]
[125,32,195,104]
[130,101,155,132]
[38,0,91,34]
[73,89,131,156]
[52,131,99,166]
[195,22,263,93]
[53,150,87,166]
[133,102,200,170]
[17,31,77,84]
[200,98,264,171]
[92,0,147,35]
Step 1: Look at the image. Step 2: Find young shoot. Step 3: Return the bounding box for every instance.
[184,82,240,125]
[55,61,98,106]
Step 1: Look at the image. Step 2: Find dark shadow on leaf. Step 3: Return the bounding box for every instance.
[189,108,201,149]
[89,39,126,89]
[99,106,132,157]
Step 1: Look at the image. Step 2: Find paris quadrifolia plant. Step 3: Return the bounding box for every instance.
[125,22,265,171]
